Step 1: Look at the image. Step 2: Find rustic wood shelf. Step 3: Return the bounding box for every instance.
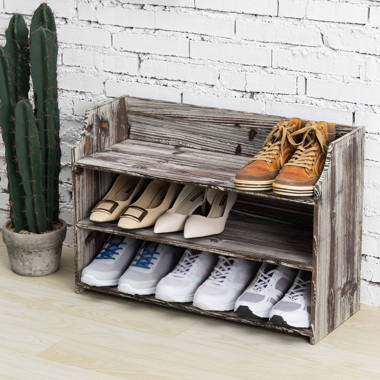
[72,96,365,344]
[77,211,313,271]
[78,282,312,338]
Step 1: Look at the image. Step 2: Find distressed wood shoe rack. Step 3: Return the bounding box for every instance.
[72,96,364,344]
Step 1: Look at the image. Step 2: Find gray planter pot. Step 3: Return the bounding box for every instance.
[2,220,67,277]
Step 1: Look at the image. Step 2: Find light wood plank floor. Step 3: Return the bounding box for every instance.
[0,240,379,380]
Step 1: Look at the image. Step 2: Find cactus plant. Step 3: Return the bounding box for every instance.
[0,3,60,233]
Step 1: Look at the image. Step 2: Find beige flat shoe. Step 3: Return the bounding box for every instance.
[118,180,182,230]
[90,175,146,223]
[154,184,205,234]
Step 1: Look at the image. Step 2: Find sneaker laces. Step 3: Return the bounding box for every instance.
[171,251,199,278]
[96,236,126,260]
[131,242,160,269]
[285,121,328,171]
[250,120,295,166]
[250,269,275,292]
[207,257,235,286]
[286,277,310,302]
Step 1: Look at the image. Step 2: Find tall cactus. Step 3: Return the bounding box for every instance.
[0,47,27,232]
[4,15,30,101]
[0,3,61,233]
[15,100,48,234]
[31,27,60,226]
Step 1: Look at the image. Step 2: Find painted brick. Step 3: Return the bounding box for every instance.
[307,1,368,24]
[355,112,380,134]
[219,70,246,91]
[279,0,307,19]
[113,32,189,57]
[4,0,76,18]
[105,80,182,102]
[141,59,218,85]
[237,19,321,47]
[325,27,380,56]
[58,26,111,48]
[246,72,297,94]
[273,49,360,77]
[307,78,380,106]
[195,0,277,16]
[128,0,193,5]
[370,7,380,27]
[59,71,105,94]
[155,11,234,38]
[361,281,380,306]
[190,40,271,67]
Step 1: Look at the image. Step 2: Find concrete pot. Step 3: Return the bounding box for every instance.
[2,220,67,277]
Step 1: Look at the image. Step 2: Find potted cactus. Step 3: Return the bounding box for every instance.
[0,4,66,276]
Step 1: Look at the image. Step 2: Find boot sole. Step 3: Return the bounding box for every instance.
[233,179,274,192]
[273,183,314,197]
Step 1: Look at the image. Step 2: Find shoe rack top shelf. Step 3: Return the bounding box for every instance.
[73,97,356,208]
[73,96,365,345]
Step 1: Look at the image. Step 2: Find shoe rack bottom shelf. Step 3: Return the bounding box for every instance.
[78,282,312,339]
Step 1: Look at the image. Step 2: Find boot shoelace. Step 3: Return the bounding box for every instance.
[171,251,200,278]
[131,242,160,269]
[207,257,235,286]
[285,277,310,302]
[285,122,328,172]
[96,237,126,260]
[250,269,276,292]
[249,120,295,166]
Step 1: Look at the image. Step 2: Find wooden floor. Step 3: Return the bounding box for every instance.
[1,241,380,380]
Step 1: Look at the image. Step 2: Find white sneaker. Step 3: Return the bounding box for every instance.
[235,263,297,320]
[193,256,257,311]
[117,241,183,295]
[81,235,141,287]
[269,271,311,328]
[155,250,217,303]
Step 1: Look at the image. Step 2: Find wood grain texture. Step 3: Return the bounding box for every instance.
[72,95,364,344]
[312,126,365,344]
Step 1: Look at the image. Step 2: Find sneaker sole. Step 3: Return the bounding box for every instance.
[269,315,310,329]
[193,299,235,311]
[118,282,156,296]
[233,179,274,192]
[234,305,269,321]
[81,274,119,287]
[155,291,194,303]
[273,183,314,197]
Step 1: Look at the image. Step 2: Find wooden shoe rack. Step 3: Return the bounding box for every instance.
[72,96,364,344]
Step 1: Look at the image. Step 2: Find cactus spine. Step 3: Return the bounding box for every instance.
[0,3,60,233]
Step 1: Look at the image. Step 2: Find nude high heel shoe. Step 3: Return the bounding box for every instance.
[154,184,205,234]
[89,175,146,223]
[118,180,182,230]
[183,189,237,239]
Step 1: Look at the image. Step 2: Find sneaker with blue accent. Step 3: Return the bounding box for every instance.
[81,235,141,287]
[118,241,183,295]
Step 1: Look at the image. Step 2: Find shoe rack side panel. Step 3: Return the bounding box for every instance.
[312,126,365,344]
[72,96,129,292]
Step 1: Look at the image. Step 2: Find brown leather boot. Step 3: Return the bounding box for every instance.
[234,118,302,191]
[273,121,336,197]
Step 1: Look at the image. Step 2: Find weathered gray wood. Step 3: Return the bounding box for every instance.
[311,126,364,344]
[79,282,312,338]
[77,212,313,270]
[75,139,315,207]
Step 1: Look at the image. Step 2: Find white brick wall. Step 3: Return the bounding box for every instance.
[1,0,380,306]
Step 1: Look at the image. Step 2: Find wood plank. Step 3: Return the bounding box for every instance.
[76,212,313,271]
[312,126,364,344]
[78,283,312,338]
[75,139,316,207]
